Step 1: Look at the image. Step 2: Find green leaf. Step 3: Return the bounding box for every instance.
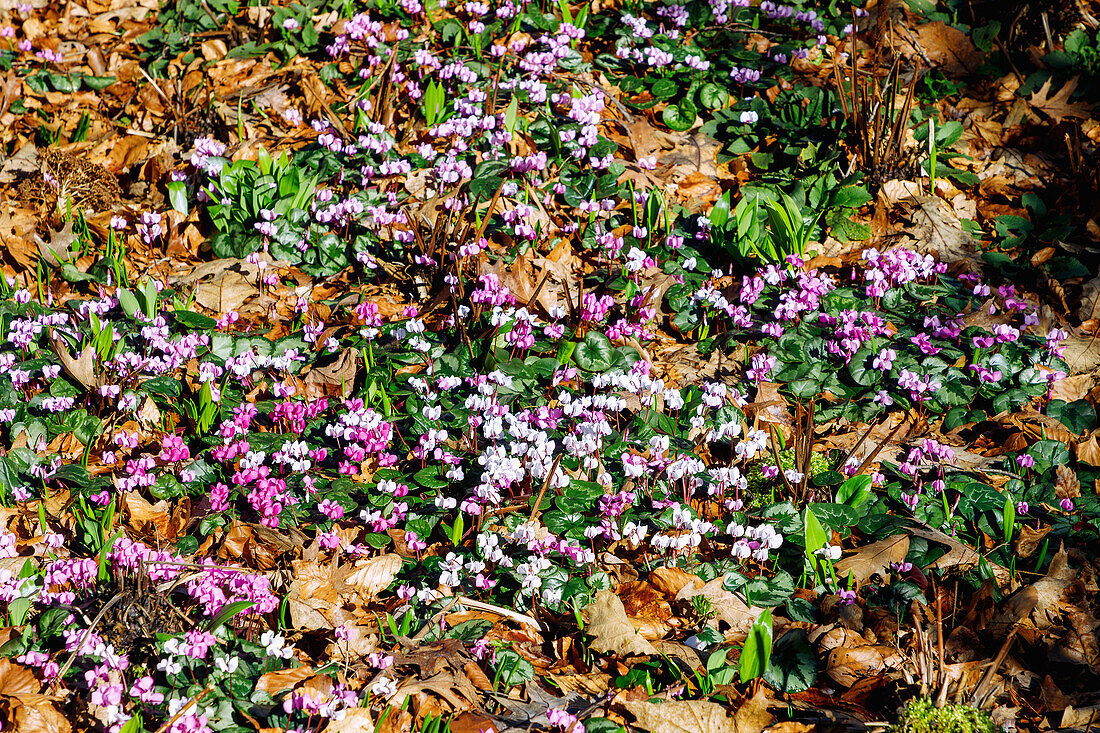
[443,619,493,641]
[662,99,697,132]
[173,311,218,330]
[739,608,773,682]
[82,75,117,90]
[651,78,678,100]
[836,475,873,511]
[698,82,729,110]
[574,331,615,372]
[584,718,626,733]
[167,180,188,215]
[494,650,535,687]
[203,600,255,633]
[803,506,828,554]
[830,185,872,209]
[763,628,816,693]
[117,288,140,318]
[808,503,860,531]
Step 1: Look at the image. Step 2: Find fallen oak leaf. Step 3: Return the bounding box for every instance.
[49,334,100,390]
[834,534,910,588]
[907,525,1011,588]
[1028,76,1094,124]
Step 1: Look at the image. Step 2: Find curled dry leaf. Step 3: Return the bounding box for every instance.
[833,534,910,588]
[587,588,658,657]
[825,645,905,687]
[1015,524,1052,558]
[812,626,873,654]
[1055,464,1081,499]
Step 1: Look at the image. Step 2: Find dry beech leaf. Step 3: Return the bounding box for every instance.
[255,666,315,696]
[1075,436,1100,467]
[648,566,700,598]
[342,554,403,599]
[624,699,739,733]
[676,578,765,635]
[449,712,499,733]
[899,21,983,76]
[0,697,71,733]
[288,559,339,630]
[834,534,909,588]
[324,708,377,733]
[826,645,905,687]
[0,659,39,696]
[625,689,773,733]
[814,626,873,654]
[463,662,493,692]
[1028,545,1076,628]
[587,589,658,657]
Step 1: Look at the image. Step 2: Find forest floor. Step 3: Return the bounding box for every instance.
[0,0,1100,731]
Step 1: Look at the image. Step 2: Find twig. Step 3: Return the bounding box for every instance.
[50,593,125,694]
[528,453,564,525]
[410,596,461,642]
[453,595,543,631]
[155,683,215,733]
[969,624,1018,706]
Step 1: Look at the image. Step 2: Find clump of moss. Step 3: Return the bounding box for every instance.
[746,448,831,493]
[889,698,998,733]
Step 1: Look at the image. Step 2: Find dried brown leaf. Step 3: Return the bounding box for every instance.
[0,660,39,696]
[324,708,377,733]
[676,577,765,635]
[834,534,910,588]
[623,699,738,733]
[648,566,700,598]
[1028,77,1094,124]
[255,666,315,696]
[587,588,658,657]
[1015,524,1052,559]
[900,22,983,76]
[341,554,402,600]
[50,337,99,390]
[1076,436,1100,467]
[826,645,905,687]
[1056,464,1081,499]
